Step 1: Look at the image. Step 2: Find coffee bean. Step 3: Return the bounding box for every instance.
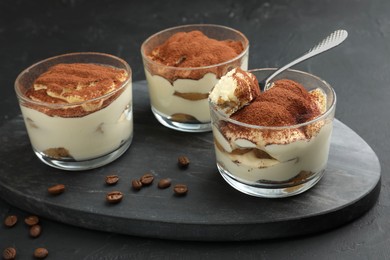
[25,215,39,226]
[48,184,65,195]
[132,179,143,190]
[106,191,123,204]
[4,215,17,227]
[140,173,154,186]
[105,175,119,185]
[33,247,48,259]
[30,224,42,238]
[178,156,190,168]
[173,184,188,196]
[2,247,16,260]
[158,178,171,189]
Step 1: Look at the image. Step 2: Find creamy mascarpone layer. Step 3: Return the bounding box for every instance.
[145,70,218,122]
[21,84,133,161]
[213,121,333,182]
[145,57,248,123]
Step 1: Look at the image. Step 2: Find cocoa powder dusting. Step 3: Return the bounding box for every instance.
[232,101,295,126]
[25,63,129,117]
[232,79,321,126]
[146,30,245,81]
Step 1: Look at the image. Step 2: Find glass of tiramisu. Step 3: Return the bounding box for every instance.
[15,52,133,171]
[209,68,336,198]
[141,24,249,132]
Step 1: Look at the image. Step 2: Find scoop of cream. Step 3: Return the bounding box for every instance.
[209,68,260,116]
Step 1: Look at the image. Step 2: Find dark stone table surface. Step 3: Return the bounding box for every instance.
[1,0,390,259]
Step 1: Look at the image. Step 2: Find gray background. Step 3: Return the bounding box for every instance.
[1,0,389,259]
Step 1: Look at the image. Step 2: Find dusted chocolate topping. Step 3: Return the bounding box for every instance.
[146,30,245,81]
[231,79,322,126]
[232,101,295,126]
[25,63,129,117]
[149,31,243,68]
[28,63,128,104]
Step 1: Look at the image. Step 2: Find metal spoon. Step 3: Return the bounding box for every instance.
[260,29,348,91]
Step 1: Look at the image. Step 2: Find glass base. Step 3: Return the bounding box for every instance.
[217,163,325,198]
[151,107,211,133]
[33,136,133,171]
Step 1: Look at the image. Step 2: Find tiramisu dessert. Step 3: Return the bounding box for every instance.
[141,25,248,132]
[16,55,133,170]
[209,68,335,189]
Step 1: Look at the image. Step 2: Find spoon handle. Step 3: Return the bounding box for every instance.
[263,29,348,90]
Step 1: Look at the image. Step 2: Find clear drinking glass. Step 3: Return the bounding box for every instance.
[209,68,336,198]
[15,52,133,171]
[141,24,249,132]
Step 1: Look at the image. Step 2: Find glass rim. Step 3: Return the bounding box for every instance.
[209,68,337,130]
[14,52,132,108]
[140,23,249,71]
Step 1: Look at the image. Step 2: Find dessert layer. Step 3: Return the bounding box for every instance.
[233,79,324,126]
[145,70,216,123]
[214,121,332,182]
[25,63,129,117]
[145,30,246,81]
[22,84,133,161]
[148,30,243,68]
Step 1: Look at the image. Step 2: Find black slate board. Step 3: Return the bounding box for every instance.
[0,81,381,241]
